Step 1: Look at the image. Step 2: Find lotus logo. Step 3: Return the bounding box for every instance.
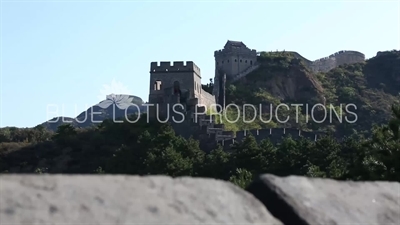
[96,79,134,110]
[97,94,135,110]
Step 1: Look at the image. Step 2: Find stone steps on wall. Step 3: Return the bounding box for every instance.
[232,64,260,82]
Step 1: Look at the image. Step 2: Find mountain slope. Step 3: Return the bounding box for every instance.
[223,50,400,134]
[40,95,148,131]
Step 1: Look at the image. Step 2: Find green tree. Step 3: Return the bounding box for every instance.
[258,138,277,172]
[231,135,264,174]
[229,168,253,189]
[364,103,400,181]
[272,136,304,176]
[200,145,231,179]
[311,135,342,178]
[52,124,77,146]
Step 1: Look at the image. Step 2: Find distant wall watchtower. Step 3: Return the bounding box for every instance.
[213,40,257,105]
[214,40,257,80]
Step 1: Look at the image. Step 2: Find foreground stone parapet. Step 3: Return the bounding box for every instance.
[246,174,400,225]
[0,175,282,224]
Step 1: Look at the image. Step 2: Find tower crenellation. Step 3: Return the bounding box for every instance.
[150,61,201,77]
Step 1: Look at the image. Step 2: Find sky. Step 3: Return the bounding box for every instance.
[1,0,399,128]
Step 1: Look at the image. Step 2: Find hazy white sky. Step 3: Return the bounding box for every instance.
[1,0,399,127]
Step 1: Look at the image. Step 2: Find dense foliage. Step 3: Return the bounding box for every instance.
[1,104,399,186]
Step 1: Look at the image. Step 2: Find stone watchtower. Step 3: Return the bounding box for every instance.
[214,40,257,80]
[148,61,203,119]
[213,40,257,107]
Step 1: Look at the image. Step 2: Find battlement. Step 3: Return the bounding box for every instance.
[234,128,316,140]
[150,61,201,76]
[215,128,328,147]
[214,49,257,57]
[314,50,365,62]
[280,50,366,73]
[167,101,342,152]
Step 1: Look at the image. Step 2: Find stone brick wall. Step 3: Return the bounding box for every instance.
[149,61,202,102]
[311,57,337,72]
[199,89,216,109]
[148,61,203,118]
[270,50,365,73]
[310,50,365,72]
[214,41,258,80]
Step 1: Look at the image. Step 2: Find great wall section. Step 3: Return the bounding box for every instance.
[213,41,365,82]
[147,41,366,151]
[287,50,365,73]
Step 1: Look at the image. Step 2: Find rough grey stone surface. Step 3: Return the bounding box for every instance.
[247,174,400,225]
[0,175,282,224]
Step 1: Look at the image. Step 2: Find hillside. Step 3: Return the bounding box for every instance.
[220,50,400,135]
[40,94,148,131]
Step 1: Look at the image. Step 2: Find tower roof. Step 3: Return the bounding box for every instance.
[224,40,247,48]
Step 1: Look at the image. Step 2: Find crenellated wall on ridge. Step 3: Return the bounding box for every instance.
[167,104,341,152]
[312,50,365,72]
[216,128,327,149]
[265,50,365,73]
[287,50,365,73]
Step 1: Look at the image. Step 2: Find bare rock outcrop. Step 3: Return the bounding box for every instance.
[1,174,399,225]
[0,175,282,224]
[247,174,400,225]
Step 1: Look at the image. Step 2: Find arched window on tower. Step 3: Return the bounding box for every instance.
[250,60,253,65]
[173,81,181,95]
[154,80,162,90]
